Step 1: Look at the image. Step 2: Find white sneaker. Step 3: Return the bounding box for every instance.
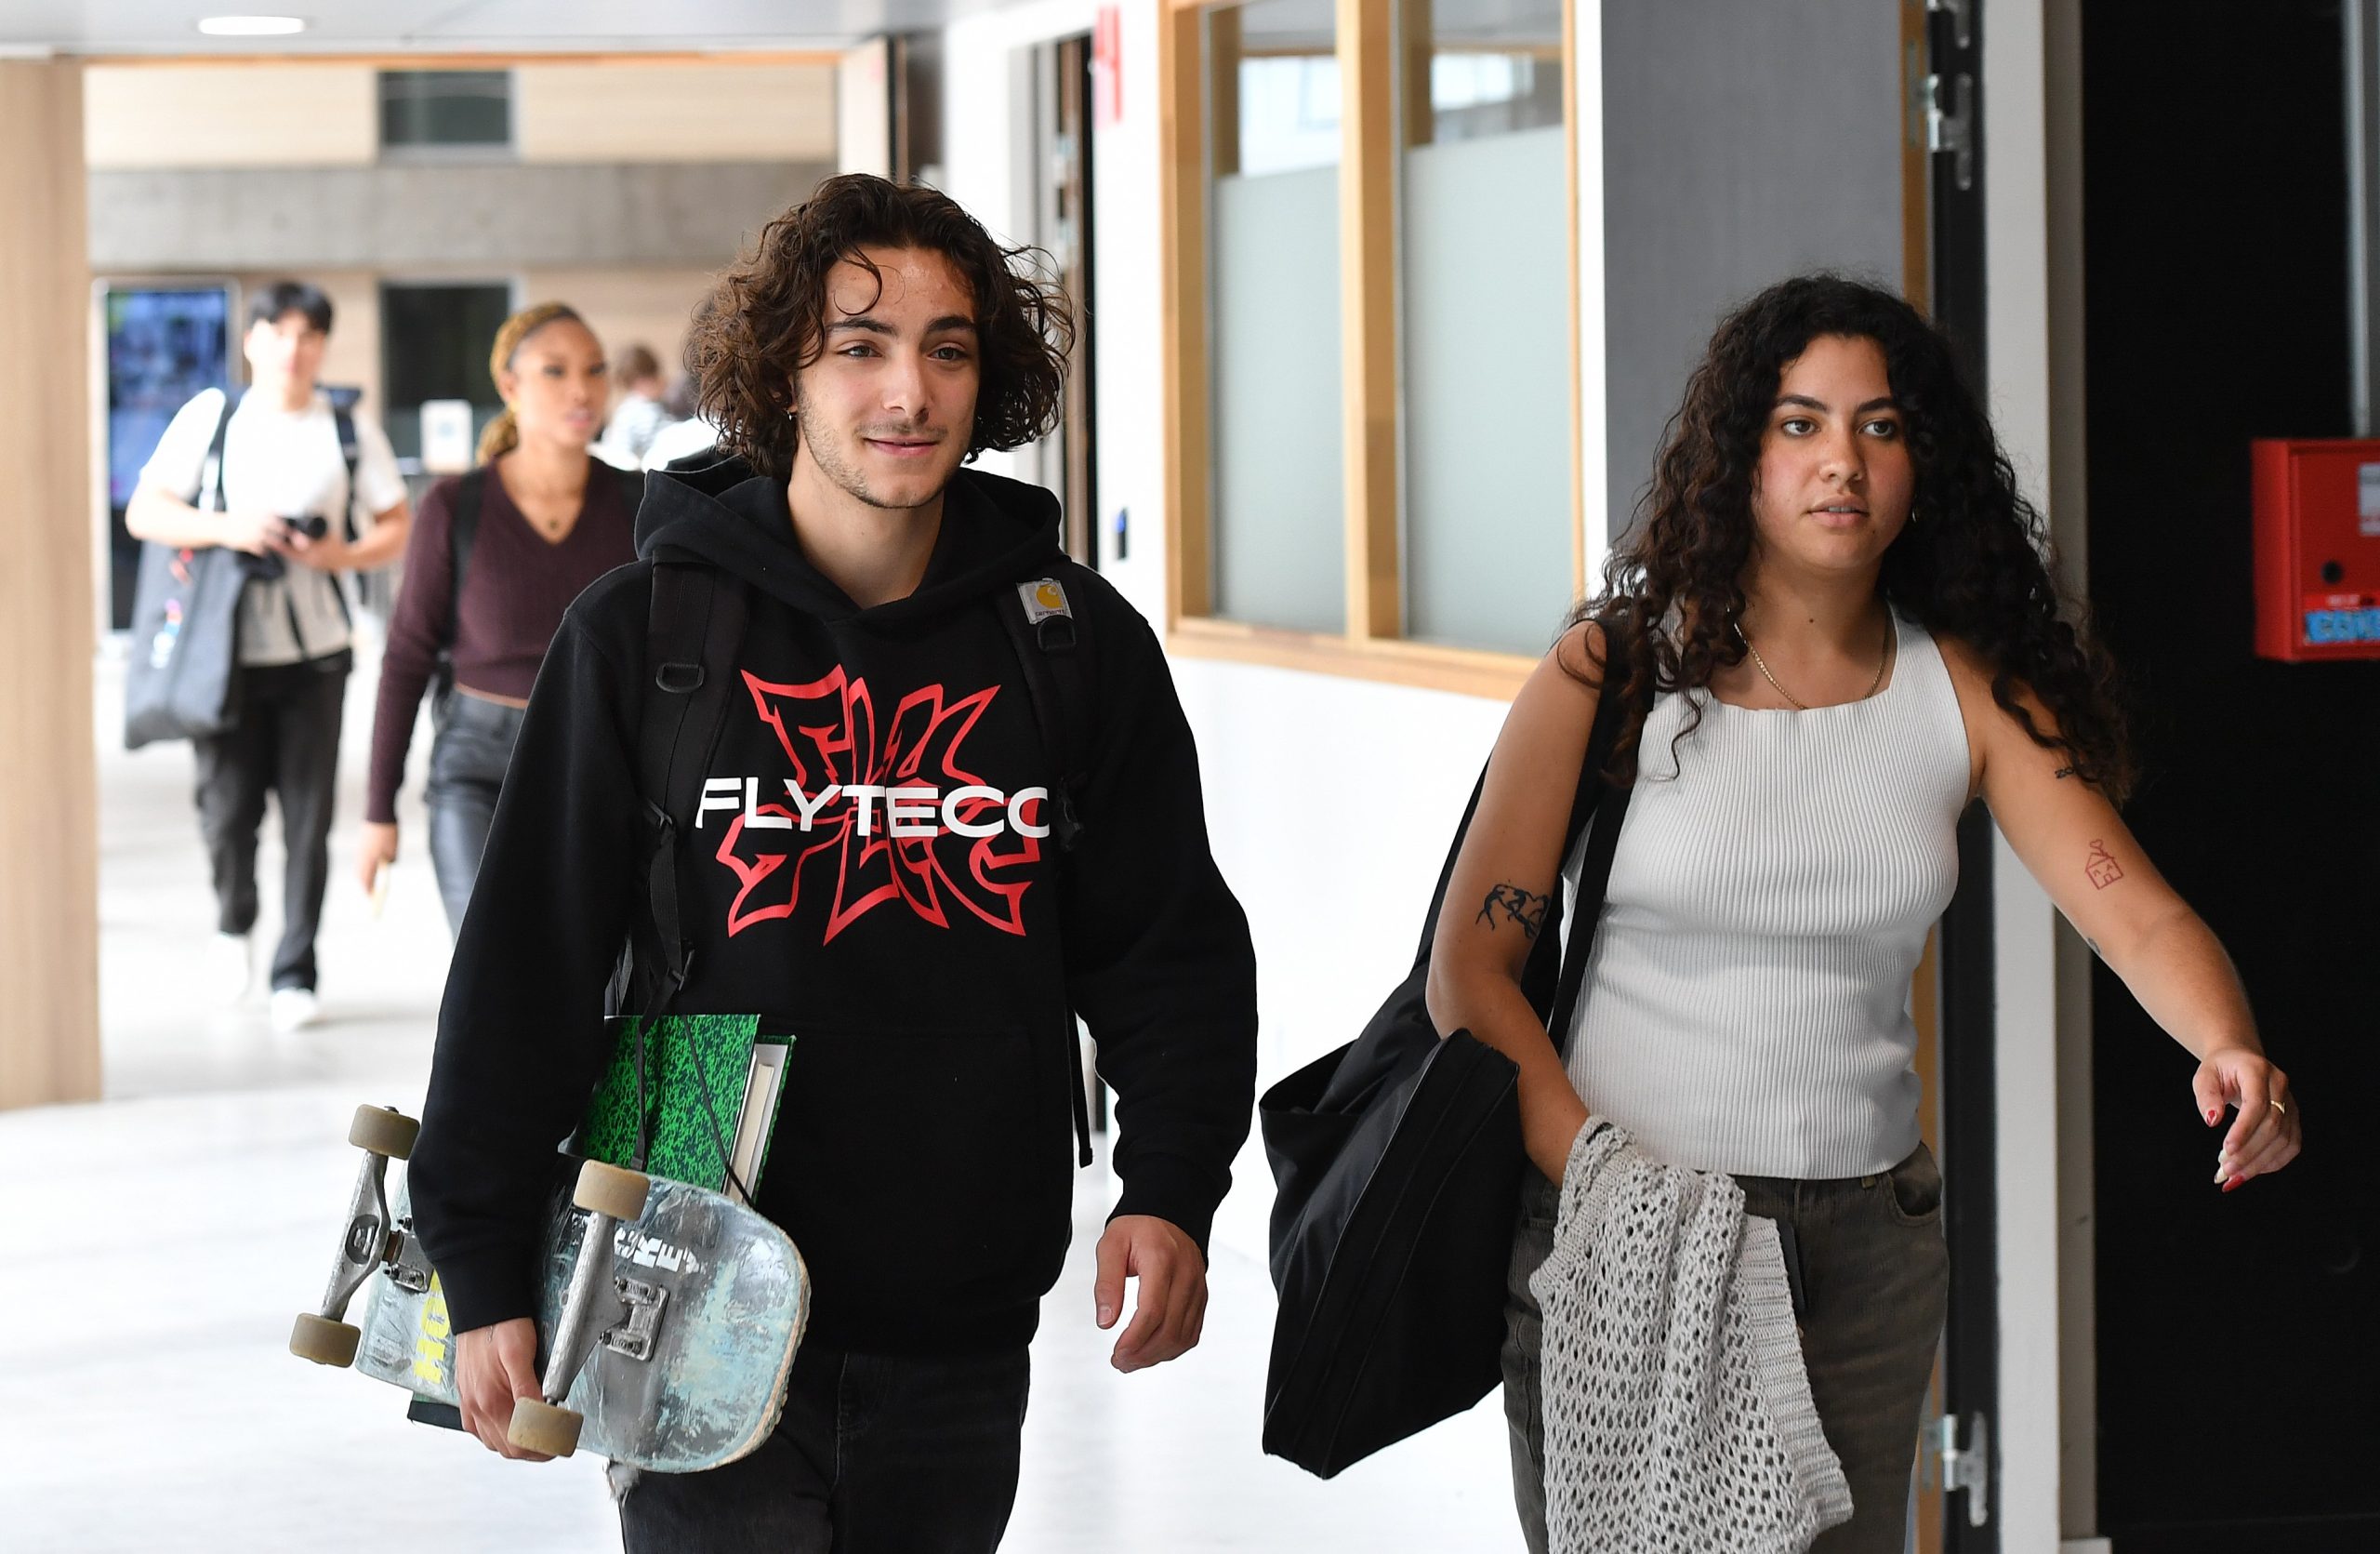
[210,933,254,1003]
[269,986,321,1034]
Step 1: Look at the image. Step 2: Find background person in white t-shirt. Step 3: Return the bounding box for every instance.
[126,280,412,1033]
[589,340,671,469]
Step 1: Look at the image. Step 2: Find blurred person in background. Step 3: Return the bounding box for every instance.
[593,341,670,468]
[357,302,641,936]
[641,370,720,471]
[126,279,411,1033]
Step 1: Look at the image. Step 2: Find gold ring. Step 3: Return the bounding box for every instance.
[2269,1097,2287,1117]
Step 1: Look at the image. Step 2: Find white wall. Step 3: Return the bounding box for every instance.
[514,62,835,164]
[1986,2,2074,1547]
[87,60,835,171]
[85,65,377,167]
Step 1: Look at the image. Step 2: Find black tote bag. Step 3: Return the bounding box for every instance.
[125,394,246,750]
[1259,634,1637,1479]
[124,545,248,750]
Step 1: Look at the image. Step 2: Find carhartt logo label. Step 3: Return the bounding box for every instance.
[706,668,1045,941]
[1019,578,1071,624]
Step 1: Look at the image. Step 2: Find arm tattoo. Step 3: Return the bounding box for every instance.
[2084,839,2125,890]
[2053,765,2076,780]
[1477,883,1553,941]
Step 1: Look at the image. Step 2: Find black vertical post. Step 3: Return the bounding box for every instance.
[1928,2,2001,1549]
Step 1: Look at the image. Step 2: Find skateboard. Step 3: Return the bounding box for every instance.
[290,1104,811,1469]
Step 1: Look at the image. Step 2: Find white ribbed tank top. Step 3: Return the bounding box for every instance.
[1561,612,1970,1179]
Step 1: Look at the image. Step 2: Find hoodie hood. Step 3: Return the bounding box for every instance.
[634,455,1064,631]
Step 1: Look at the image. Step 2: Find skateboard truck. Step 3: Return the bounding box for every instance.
[603,1277,669,1361]
[505,1158,654,1458]
[291,1105,424,1368]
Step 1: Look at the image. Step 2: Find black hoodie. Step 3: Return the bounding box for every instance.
[408,459,1259,1355]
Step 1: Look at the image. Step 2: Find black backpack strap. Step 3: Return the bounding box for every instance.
[192,388,243,511]
[334,406,362,540]
[444,470,488,654]
[993,575,1095,850]
[992,572,1101,1165]
[636,559,748,994]
[620,557,750,1178]
[1544,624,1641,1054]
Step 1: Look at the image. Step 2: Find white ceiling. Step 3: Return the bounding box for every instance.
[0,0,1012,55]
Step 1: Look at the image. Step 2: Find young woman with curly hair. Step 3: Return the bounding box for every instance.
[405,174,1259,1554]
[1427,275,2301,1552]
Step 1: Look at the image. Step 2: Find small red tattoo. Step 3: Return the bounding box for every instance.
[2084,840,2125,890]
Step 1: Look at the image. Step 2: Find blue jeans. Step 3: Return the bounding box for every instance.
[615,1341,1031,1554]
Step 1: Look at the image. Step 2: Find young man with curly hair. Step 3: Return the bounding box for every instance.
[407,175,1259,1551]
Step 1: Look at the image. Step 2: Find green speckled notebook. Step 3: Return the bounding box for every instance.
[579,1015,791,1201]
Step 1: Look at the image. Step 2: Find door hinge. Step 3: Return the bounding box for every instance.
[1924,72,1977,193]
[1928,0,1973,52]
[1923,1411,1991,1527]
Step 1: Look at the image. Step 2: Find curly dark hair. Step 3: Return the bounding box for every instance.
[1575,273,2130,797]
[685,174,1075,480]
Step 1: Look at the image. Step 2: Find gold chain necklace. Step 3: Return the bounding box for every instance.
[1739,615,1894,711]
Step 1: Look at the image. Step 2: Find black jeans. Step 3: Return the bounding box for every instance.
[615,1341,1031,1554]
[1503,1143,1950,1554]
[424,691,524,936]
[192,654,348,992]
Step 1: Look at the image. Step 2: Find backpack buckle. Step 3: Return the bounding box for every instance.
[1019,578,1078,653]
[654,661,705,694]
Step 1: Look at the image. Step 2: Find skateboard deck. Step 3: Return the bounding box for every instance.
[350,1171,810,1472]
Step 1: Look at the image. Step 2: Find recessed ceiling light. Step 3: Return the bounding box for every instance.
[195,16,309,35]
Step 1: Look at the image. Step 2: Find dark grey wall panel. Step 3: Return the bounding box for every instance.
[89,161,832,272]
[1601,0,1907,539]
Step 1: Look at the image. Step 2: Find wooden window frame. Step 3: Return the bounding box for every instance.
[1160,0,1585,702]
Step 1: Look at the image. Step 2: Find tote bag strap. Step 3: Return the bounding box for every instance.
[1545,625,1642,1055]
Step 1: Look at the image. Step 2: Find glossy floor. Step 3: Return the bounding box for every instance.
[0,645,1514,1552]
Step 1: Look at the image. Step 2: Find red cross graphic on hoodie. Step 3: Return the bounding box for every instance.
[712,667,1046,941]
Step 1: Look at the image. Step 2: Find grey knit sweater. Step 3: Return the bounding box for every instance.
[1530,1122,1853,1552]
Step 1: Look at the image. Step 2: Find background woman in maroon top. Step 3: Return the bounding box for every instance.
[358,302,641,934]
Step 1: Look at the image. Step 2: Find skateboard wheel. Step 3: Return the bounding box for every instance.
[289,1312,361,1368]
[508,1398,583,1458]
[573,1159,650,1222]
[349,1105,421,1160]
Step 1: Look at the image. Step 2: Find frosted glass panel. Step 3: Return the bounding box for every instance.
[1403,126,1574,655]
[1212,166,1344,634]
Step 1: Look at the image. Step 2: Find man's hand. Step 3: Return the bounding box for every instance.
[1091,1215,1207,1374]
[283,525,352,571]
[218,508,286,556]
[455,1317,554,1460]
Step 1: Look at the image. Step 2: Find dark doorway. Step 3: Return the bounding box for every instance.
[2082,3,2380,1548]
[379,281,514,466]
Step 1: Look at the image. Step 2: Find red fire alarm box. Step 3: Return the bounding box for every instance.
[2251,438,2380,660]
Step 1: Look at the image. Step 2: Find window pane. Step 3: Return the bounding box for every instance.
[380,71,511,151]
[1208,0,1345,634]
[1400,0,1572,654]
